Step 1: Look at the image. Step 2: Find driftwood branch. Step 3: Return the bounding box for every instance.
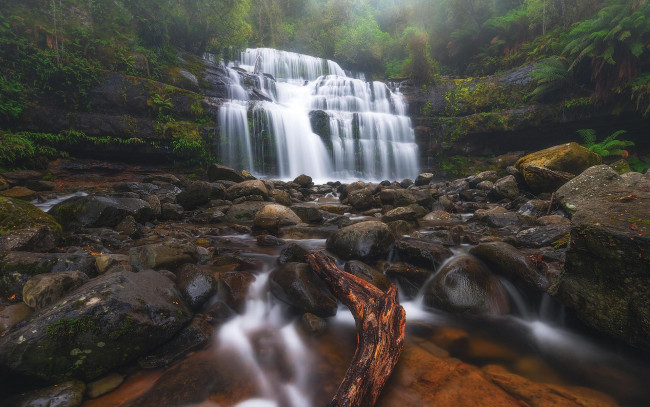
[307,251,406,407]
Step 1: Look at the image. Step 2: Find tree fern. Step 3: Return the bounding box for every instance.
[529,56,570,101]
[577,128,596,147]
[578,128,634,157]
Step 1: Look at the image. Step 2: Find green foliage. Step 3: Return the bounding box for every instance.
[334,13,391,74]
[578,128,634,157]
[529,57,571,101]
[628,157,650,173]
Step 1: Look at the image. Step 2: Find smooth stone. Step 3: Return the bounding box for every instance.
[22,271,90,311]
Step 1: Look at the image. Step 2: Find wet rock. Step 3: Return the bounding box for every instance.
[347,188,375,211]
[253,204,302,231]
[0,186,38,201]
[415,173,434,186]
[86,372,125,399]
[22,271,90,311]
[515,142,601,192]
[216,271,255,312]
[24,179,56,192]
[476,180,494,191]
[468,170,499,188]
[291,203,323,224]
[344,260,391,291]
[556,165,650,351]
[129,239,201,272]
[270,189,292,206]
[226,180,269,201]
[422,255,509,315]
[387,220,416,237]
[95,254,129,274]
[0,302,33,334]
[256,234,286,246]
[326,221,395,261]
[0,270,191,382]
[0,252,96,298]
[293,174,313,187]
[474,207,522,228]
[382,206,417,223]
[0,197,61,236]
[394,238,453,269]
[537,214,570,226]
[143,194,161,218]
[515,224,571,248]
[207,164,246,183]
[385,262,434,298]
[301,312,326,336]
[50,196,153,229]
[115,215,142,238]
[3,380,85,407]
[277,242,310,265]
[0,225,55,253]
[469,242,548,291]
[143,173,183,187]
[491,175,519,200]
[113,182,159,196]
[176,181,212,210]
[517,200,550,217]
[138,315,213,369]
[176,263,217,310]
[160,203,184,220]
[192,207,226,224]
[269,262,337,317]
[224,201,268,226]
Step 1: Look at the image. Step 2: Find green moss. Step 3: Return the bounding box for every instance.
[0,196,62,235]
[46,316,99,339]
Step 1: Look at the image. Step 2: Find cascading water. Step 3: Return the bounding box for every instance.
[217,48,420,181]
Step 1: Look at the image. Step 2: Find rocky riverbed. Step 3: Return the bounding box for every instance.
[1,142,649,406]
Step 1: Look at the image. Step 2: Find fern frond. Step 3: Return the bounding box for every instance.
[577,129,596,147]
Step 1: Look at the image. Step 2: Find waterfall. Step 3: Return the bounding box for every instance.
[217,48,420,181]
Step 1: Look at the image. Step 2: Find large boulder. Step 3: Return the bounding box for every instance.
[555,165,650,351]
[422,255,509,315]
[394,238,454,269]
[344,260,391,291]
[176,181,211,210]
[224,201,268,226]
[269,262,337,317]
[0,252,96,298]
[226,180,269,201]
[326,221,395,261]
[253,204,302,230]
[0,197,61,236]
[0,225,56,253]
[207,164,246,183]
[129,239,202,272]
[469,242,548,291]
[49,196,153,229]
[515,142,601,192]
[3,380,86,407]
[22,271,90,311]
[0,271,191,382]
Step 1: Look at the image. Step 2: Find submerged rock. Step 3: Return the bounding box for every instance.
[326,221,395,261]
[269,262,337,317]
[0,270,191,382]
[422,255,509,315]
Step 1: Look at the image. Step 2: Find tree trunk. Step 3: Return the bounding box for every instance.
[307,252,406,407]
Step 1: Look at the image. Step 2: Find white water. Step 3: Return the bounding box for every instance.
[218,48,420,182]
[217,268,314,407]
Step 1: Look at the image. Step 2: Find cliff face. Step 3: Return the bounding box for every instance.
[400,66,650,176]
[9,52,232,166]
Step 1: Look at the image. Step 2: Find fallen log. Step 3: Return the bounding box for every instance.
[307,251,406,407]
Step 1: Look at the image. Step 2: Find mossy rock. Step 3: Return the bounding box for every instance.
[0,197,62,236]
[515,142,601,192]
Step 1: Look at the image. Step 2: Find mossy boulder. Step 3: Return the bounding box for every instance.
[49,196,153,229]
[514,143,601,192]
[0,197,62,236]
[0,270,191,382]
[326,221,395,261]
[556,165,650,351]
